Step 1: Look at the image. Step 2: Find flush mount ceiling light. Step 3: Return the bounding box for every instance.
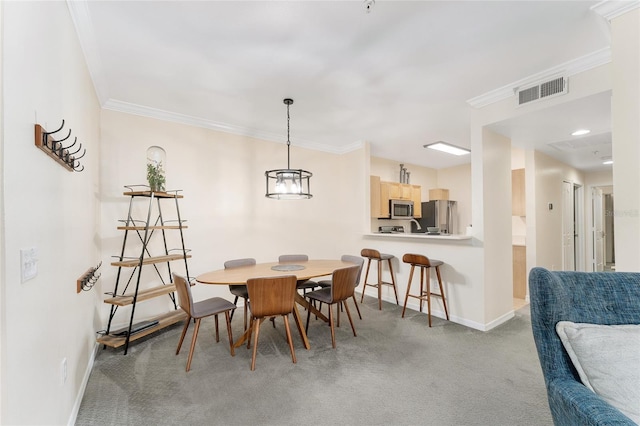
[571,129,591,136]
[265,99,313,200]
[602,156,613,165]
[423,141,471,156]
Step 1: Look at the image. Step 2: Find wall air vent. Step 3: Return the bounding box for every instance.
[516,76,567,106]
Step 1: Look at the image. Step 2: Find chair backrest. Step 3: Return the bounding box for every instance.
[246,275,297,318]
[330,265,361,302]
[529,267,640,386]
[402,253,432,267]
[224,258,256,269]
[360,248,381,259]
[278,254,309,262]
[173,273,194,317]
[341,254,364,286]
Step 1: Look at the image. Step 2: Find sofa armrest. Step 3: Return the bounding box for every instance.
[547,379,636,426]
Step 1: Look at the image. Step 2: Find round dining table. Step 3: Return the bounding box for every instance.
[196,259,356,349]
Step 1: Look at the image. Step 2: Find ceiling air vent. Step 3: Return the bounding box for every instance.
[516,76,567,106]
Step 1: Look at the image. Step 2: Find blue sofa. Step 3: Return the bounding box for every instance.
[529,267,640,425]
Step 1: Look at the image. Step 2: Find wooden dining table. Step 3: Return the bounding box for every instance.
[196,259,356,350]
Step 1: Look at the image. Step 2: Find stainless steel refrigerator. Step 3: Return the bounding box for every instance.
[411,200,457,234]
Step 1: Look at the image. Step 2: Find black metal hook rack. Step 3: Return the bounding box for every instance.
[34,120,86,172]
[77,261,102,293]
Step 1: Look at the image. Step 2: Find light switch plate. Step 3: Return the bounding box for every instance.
[20,247,38,283]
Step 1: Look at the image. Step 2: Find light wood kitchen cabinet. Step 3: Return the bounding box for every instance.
[513,245,526,299]
[411,185,422,218]
[370,176,421,218]
[512,168,525,216]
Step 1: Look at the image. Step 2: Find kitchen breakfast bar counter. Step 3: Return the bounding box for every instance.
[360,231,506,331]
[366,232,472,241]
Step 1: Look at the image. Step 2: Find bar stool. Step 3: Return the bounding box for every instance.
[360,248,399,310]
[401,253,450,327]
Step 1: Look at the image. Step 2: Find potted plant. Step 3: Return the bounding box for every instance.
[146,146,166,192]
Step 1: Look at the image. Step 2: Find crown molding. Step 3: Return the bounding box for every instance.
[591,0,640,20]
[466,47,612,108]
[103,99,362,154]
[66,0,109,105]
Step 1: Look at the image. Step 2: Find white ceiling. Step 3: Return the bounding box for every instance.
[70,0,622,171]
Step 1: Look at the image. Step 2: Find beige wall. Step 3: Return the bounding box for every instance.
[611,9,640,271]
[531,151,584,271]
[1,2,101,424]
[100,110,367,325]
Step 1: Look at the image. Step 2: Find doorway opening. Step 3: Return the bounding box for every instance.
[562,181,584,271]
[592,186,615,271]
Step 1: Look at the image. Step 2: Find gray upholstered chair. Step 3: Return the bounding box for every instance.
[304,265,360,348]
[245,275,298,371]
[173,273,236,372]
[530,267,640,425]
[278,254,320,294]
[224,258,256,331]
[317,254,364,320]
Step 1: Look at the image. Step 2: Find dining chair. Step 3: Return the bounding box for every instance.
[278,254,320,295]
[304,265,360,348]
[245,275,298,371]
[173,273,236,372]
[317,254,364,320]
[224,258,256,331]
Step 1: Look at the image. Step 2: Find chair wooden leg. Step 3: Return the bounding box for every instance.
[344,300,356,337]
[426,271,433,327]
[351,294,362,319]
[436,266,450,320]
[419,267,426,312]
[361,259,372,303]
[176,317,191,355]
[329,304,336,348]
[377,260,382,310]
[230,295,239,321]
[282,315,296,364]
[402,264,415,318]
[186,318,201,372]
[388,259,399,305]
[224,311,235,356]
[243,297,249,331]
[214,314,220,342]
[247,317,254,349]
[305,302,312,333]
[250,317,261,371]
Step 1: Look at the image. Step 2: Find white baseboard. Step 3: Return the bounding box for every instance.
[67,342,100,426]
[358,290,515,332]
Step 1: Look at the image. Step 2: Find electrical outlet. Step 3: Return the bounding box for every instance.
[20,247,39,283]
[61,358,67,385]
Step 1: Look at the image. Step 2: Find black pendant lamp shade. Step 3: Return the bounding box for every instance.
[265,98,313,199]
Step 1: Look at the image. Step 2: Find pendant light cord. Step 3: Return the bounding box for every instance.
[286,101,291,169]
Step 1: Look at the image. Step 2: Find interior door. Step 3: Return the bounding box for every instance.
[592,187,605,271]
[562,181,575,271]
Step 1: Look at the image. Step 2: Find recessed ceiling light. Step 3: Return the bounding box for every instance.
[571,129,591,136]
[423,141,471,156]
[602,156,613,165]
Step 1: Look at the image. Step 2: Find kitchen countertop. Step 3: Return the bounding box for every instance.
[366,232,472,241]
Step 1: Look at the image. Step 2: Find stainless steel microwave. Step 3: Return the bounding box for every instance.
[390,199,414,219]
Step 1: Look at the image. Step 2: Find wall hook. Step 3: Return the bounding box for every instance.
[77,261,102,293]
[35,120,86,172]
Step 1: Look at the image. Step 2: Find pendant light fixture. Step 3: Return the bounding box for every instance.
[265,98,313,199]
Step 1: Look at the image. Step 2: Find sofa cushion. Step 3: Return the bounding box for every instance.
[556,321,640,423]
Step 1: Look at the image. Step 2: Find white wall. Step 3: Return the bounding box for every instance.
[1,2,101,424]
[611,9,640,271]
